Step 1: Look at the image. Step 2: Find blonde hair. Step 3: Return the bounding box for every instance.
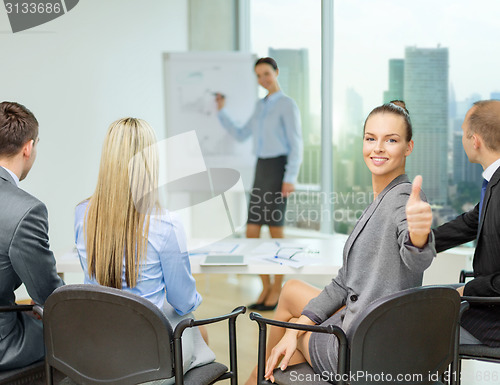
[84,118,159,289]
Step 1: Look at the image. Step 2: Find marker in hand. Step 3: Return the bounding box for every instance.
[405,175,432,248]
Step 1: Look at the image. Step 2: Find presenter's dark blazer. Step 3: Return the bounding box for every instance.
[0,167,63,370]
[434,166,500,346]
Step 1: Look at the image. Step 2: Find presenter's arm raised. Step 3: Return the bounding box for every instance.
[215,93,225,110]
[216,97,255,142]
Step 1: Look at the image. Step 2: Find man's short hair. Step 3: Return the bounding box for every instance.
[0,101,39,158]
[468,100,500,152]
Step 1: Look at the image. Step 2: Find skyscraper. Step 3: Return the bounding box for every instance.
[268,48,319,187]
[340,87,364,142]
[383,59,405,103]
[342,88,370,188]
[268,48,310,141]
[453,132,482,186]
[404,46,449,205]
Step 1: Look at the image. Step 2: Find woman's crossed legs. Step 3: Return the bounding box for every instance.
[245,279,321,385]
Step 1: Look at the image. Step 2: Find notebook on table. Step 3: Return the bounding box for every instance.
[200,254,246,266]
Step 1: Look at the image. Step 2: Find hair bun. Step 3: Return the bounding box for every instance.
[390,100,409,114]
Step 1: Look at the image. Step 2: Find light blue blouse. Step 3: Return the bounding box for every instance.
[217,90,303,184]
[74,202,202,316]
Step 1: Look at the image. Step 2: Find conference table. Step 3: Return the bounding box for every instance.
[55,235,347,277]
[188,235,346,275]
[55,233,473,283]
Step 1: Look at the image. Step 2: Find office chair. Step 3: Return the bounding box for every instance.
[250,286,466,385]
[42,284,246,385]
[0,304,45,385]
[456,270,500,385]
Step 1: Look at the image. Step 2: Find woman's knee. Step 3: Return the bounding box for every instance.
[281,279,305,298]
[279,280,320,312]
[280,279,313,306]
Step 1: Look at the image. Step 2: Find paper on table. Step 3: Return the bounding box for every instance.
[261,255,306,268]
[251,242,303,255]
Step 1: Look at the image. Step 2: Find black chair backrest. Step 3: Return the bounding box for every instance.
[347,286,460,385]
[43,284,175,385]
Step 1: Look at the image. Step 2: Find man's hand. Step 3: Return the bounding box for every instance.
[282,182,295,198]
[456,286,465,296]
[406,175,432,248]
[30,300,42,320]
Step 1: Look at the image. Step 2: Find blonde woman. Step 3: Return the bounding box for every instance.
[74,118,215,380]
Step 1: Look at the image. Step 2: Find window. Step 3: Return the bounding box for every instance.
[332,0,499,233]
[249,0,499,235]
[251,0,323,231]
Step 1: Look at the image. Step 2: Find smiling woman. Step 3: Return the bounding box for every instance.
[362,102,414,197]
[244,102,435,384]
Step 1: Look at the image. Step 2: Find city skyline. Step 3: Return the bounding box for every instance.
[250,0,499,230]
[405,46,449,205]
[252,0,500,123]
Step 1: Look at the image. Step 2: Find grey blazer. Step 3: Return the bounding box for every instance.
[0,166,63,370]
[303,174,436,333]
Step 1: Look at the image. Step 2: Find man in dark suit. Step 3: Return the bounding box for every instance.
[433,99,500,346]
[0,101,63,370]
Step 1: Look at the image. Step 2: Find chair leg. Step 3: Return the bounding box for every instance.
[173,336,184,385]
[455,358,462,385]
[45,360,53,385]
[228,317,238,385]
[256,322,267,385]
[450,357,461,385]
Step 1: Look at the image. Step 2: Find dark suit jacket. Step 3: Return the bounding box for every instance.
[434,165,500,346]
[0,167,63,370]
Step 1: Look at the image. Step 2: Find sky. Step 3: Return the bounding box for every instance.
[251,0,500,119]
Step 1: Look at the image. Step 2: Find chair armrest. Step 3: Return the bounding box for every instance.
[0,304,44,320]
[458,271,500,305]
[461,296,500,305]
[33,304,44,318]
[0,304,34,312]
[249,312,348,385]
[459,270,474,283]
[173,305,246,338]
[172,306,246,385]
[460,301,470,316]
[191,305,246,328]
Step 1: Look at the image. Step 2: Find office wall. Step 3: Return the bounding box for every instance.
[0,0,188,255]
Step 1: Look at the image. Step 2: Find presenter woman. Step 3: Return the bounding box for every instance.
[244,101,435,384]
[215,57,303,311]
[74,118,215,380]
